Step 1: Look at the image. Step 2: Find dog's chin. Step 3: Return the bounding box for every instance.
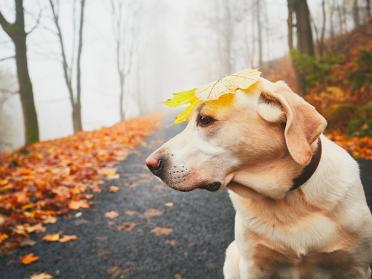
[166,181,222,192]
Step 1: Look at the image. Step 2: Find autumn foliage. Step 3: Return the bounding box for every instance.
[0,115,160,252]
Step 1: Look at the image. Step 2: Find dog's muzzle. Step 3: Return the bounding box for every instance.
[199,182,221,192]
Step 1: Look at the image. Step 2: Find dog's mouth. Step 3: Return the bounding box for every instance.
[199,181,222,192]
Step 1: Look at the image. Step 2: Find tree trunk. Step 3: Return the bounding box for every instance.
[14,36,39,144]
[0,0,40,144]
[293,0,314,56]
[353,0,361,27]
[319,0,326,56]
[287,0,294,50]
[75,0,86,131]
[367,0,371,21]
[256,0,263,66]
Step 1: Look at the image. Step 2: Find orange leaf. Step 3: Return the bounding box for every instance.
[151,227,173,236]
[43,233,60,242]
[20,253,39,265]
[68,200,90,210]
[59,234,77,243]
[109,186,119,193]
[105,211,119,219]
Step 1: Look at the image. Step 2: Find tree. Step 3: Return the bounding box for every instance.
[353,0,361,27]
[48,0,86,132]
[110,0,137,120]
[292,0,314,56]
[255,0,263,66]
[0,0,40,144]
[287,0,294,51]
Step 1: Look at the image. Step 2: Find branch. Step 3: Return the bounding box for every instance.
[0,55,15,62]
[0,88,18,95]
[26,8,43,35]
[0,10,13,37]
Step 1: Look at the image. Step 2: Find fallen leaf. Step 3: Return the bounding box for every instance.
[165,239,177,246]
[42,216,57,224]
[174,273,183,279]
[115,222,136,232]
[164,202,173,207]
[68,200,90,210]
[59,234,77,243]
[151,227,173,236]
[109,186,119,193]
[29,273,53,279]
[124,210,138,216]
[19,238,36,247]
[0,232,8,243]
[105,211,119,219]
[20,253,39,265]
[43,233,60,242]
[143,208,163,218]
[26,223,46,233]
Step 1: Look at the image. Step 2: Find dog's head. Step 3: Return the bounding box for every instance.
[146,78,326,194]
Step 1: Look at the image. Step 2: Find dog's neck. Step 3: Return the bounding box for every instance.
[228,140,321,200]
[228,136,358,208]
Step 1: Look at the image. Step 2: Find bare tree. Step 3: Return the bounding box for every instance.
[366,0,371,21]
[110,0,137,120]
[256,0,263,66]
[48,0,85,132]
[287,0,294,51]
[0,0,40,144]
[292,0,315,56]
[353,0,361,27]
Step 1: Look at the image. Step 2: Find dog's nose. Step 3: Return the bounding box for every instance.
[145,156,164,177]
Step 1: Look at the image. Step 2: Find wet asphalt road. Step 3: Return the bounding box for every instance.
[0,121,371,279]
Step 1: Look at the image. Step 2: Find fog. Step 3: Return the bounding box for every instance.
[0,0,329,150]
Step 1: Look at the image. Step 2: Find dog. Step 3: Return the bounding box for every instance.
[145,77,372,278]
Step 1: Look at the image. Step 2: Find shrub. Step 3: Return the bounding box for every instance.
[290,50,340,90]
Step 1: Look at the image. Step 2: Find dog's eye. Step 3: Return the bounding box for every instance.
[197,114,215,127]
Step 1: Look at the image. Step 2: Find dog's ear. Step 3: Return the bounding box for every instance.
[257,81,327,165]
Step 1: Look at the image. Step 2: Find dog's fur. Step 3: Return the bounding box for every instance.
[147,78,372,278]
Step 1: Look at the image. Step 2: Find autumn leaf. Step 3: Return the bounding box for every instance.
[165,239,177,246]
[164,202,173,207]
[59,234,77,243]
[105,211,119,219]
[109,185,119,193]
[196,69,261,101]
[115,222,136,232]
[20,253,39,265]
[43,233,60,242]
[0,232,8,244]
[151,227,173,236]
[143,208,163,218]
[26,223,46,233]
[68,200,90,210]
[29,273,53,279]
[163,88,197,107]
[124,210,138,216]
[0,115,160,252]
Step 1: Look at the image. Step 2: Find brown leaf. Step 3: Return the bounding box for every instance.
[151,227,173,236]
[29,273,53,279]
[174,273,183,279]
[59,234,77,243]
[19,238,37,247]
[109,186,119,193]
[105,211,119,219]
[20,253,39,265]
[116,222,136,232]
[143,208,163,218]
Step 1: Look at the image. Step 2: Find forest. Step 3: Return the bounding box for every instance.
[0,0,371,278]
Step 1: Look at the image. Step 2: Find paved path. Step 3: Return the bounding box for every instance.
[0,122,371,279]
